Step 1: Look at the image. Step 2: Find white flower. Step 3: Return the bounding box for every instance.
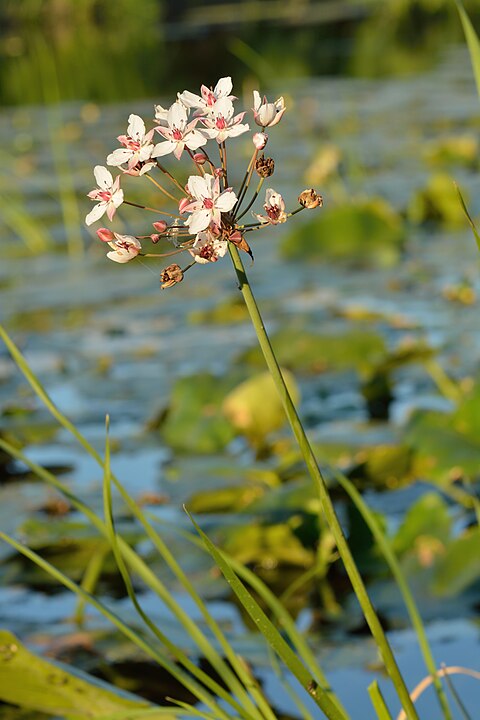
[152,101,207,160]
[189,230,228,264]
[253,91,286,128]
[107,114,156,172]
[182,173,237,234]
[200,98,249,144]
[253,188,287,225]
[86,166,124,226]
[178,77,235,115]
[105,234,142,263]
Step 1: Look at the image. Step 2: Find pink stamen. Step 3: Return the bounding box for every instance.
[203,198,214,210]
[172,128,183,141]
[215,117,226,130]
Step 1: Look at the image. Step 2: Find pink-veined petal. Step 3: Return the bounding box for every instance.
[173,142,185,160]
[93,165,114,189]
[185,209,212,234]
[215,189,237,212]
[107,148,133,166]
[127,114,146,141]
[214,76,233,98]
[85,202,106,226]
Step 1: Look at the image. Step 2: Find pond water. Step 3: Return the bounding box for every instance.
[1,42,480,719]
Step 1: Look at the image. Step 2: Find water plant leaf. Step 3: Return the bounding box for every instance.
[281,198,404,267]
[454,183,480,252]
[392,493,451,557]
[0,629,153,718]
[222,369,300,442]
[433,527,480,597]
[222,522,315,568]
[160,373,237,453]
[238,327,386,375]
[408,173,470,227]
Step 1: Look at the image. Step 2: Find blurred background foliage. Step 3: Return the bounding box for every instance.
[1,0,480,107]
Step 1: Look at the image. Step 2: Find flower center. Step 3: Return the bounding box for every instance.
[267,204,279,220]
[123,138,141,151]
[215,116,227,130]
[203,198,214,210]
[98,191,112,202]
[172,128,183,141]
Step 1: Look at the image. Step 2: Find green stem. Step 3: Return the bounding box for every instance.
[228,243,420,720]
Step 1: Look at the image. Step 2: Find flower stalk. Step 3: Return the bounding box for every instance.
[227,241,420,720]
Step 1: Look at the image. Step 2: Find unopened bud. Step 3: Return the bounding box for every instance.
[160,263,184,289]
[298,189,323,209]
[253,132,268,150]
[152,220,168,233]
[178,197,190,214]
[255,155,275,178]
[214,167,226,178]
[150,234,162,244]
[96,227,115,243]
[193,153,208,165]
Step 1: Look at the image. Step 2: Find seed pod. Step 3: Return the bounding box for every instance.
[160,264,184,289]
[298,189,323,209]
[255,155,275,178]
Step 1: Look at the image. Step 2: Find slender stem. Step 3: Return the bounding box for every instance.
[235,178,264,222]
[235,148,259,213]
[156,161,187,195]
[123,199,177,217]
[145,173,181,203]
[228,243,420,720]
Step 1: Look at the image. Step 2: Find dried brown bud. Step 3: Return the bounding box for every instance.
[160,264,184,289]
[298,189,323,209]
[255,155,275,178]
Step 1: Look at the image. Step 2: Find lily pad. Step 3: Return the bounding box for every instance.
[392,492,451,557]
[405,409,480,483]
[407,172,469,227]
[187,295,250,325]
[223,522,315,569]
[423,134,479,168]
[281,197,404,266]
[433,528,480,597]
[222,369,299,443]
[160,372,237,454]
[238,327,386,375]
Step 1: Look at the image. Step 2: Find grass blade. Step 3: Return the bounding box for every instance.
[456,0,480,98]
[368,681,394,720]
[187,511,348,720]
[335,472,452,720]
[455,182,480,251]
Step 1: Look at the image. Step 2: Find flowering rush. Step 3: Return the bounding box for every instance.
[85,77,323,286]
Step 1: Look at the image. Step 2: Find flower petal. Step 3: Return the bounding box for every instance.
[85,202,106,226]
[185,209,212,234]
[93,165,113,189]
[127,114,146,141]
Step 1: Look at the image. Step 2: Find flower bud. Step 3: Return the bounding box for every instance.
[160,264,184,289]
[96,227,115,243]
[298,189,323,209]
[255,155,275,178]
[193,152,208,165]
[150,234,162,244]
[178,197,190,214]
[214,167,226,178]
[253,132,268,150]
[152,220,168,233]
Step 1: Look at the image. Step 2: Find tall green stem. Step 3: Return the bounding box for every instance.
[228,243,420,720]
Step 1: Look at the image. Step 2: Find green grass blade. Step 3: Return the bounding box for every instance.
[456,0,480,98]
[75,541,110,626]
[0,325,267,717]
[368,681,394,720]
[101,422,251,720]
[0,532,227,719]
[335,472,452,720]
[187,511,348,720]
[442,670,473,720]
[455,182,480,252]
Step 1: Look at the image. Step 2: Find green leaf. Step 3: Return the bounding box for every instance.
[238,327,386,375]
[0,630,153,718]
[281,198,404,267]
[408,173,469,227]
[392,493,451,557]
[222,369,300,442]
[456,0,480,99]
[161,373,237,453]
[433,528,480,596]
[368,680,394,720]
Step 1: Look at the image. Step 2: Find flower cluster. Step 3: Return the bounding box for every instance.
[86,77,322,287]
